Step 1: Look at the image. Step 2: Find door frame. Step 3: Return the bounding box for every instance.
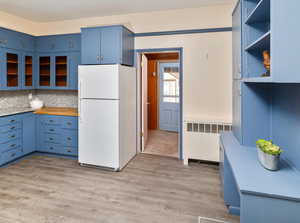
[135,48,183,160]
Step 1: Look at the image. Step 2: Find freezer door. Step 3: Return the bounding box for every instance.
[78,65,119,99]
[79,99,119,169]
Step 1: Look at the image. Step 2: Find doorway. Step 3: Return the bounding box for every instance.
[137,50,182,159]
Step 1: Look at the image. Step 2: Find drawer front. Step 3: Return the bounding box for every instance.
[0,130,21,144]
[1,139,22,153]
[0,116,21,127]
[60,146,78,156]
[38,143,60,153]
[42,133,61,144]
[0,148,23,165]
[61,130,78,146]
[40,115,61,126]
[42,125,62,134]
[61,117,78,129]
[0,122,21,134]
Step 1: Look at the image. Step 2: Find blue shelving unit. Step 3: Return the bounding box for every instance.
[224,1,300,222]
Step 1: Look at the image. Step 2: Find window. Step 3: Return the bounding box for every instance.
[162,67,179,103]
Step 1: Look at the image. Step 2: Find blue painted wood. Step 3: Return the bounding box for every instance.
[100,26,121,64]
[81,25,134,66]
[221,132,300,202]
[3,49,22,90]
[81,28,100,64]
[159,62,180,132]
[134,27,232,37]
[21,52,36,89]
[271,84,300,172]
[21,113,36,155]
[69,51,81,90]
[37,114,78,156]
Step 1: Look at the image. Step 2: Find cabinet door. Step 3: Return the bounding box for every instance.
[232,1,242,80]
[4,49,22,90]
[54,54,69,88]
[22,52,35,89]
[38,55,52,88]
[0,48,4,89]
[100,27,121,64]
[81,28,101,64]
[22,113,36,155]
[69,51,81,90]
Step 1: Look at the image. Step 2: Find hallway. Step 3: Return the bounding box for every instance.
[144,130,178,158]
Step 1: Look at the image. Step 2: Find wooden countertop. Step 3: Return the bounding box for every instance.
[34,107,78,117]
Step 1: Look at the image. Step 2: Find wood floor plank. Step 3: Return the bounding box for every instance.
[0,154,239,223]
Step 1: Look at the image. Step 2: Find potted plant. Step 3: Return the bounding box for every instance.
[256,139,283,171]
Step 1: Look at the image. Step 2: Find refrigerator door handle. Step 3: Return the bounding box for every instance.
[79,80,83,123]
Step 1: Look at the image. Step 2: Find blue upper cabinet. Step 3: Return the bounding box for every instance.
[36,34,81,53]
[81,25,134,66]
[0,28,34,52]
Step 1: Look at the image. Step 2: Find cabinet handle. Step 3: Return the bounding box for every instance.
[96,55,100,61]
[10,135,16,138]
[67,122,72,126]
[10,144,16,148]
[50,147,54,150]
[50,129,55,132]
[67,149,72,153]
[67,137,72,140]
[49,120,54,123]
[49,137,54,141]
[10,120,16,123]
[11,153,16,157]
[10,126,16,130]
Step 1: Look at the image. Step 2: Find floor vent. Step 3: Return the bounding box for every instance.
[186,121,232,133]
[198,217,230,223]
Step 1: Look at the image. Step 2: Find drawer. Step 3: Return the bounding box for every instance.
[38,143,60,153]
[39,115,61,126]
[0,116,21,127]
[60,146,78,156]
[0,122,21,134]
[1,139,21,152]
[61,130,78,146]
[61,117,78,129]
[0,130,21,144]
[42,133,61,144]
[0,148,23,165]
[42,125,62,134]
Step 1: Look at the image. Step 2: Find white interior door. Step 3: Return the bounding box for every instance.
[79,99,119,169]
[141,54,148,151]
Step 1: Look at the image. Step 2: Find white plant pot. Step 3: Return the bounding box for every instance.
[257,147,280,171]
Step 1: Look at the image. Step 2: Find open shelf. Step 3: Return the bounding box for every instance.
[25,56,33,87]
[245,31,270,51]
[6,53,18,87]
[39,56,51,87]
[55,56,67,87]
[245,0,270,24]
[242,77,272,83]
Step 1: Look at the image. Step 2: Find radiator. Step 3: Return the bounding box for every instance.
[183,119,232,165]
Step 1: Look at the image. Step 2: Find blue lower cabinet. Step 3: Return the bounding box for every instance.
[21,113,36,155]
[0,147,23,165]
[37,115,78,156]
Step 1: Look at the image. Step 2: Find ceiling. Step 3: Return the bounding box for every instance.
[0,0,233,22]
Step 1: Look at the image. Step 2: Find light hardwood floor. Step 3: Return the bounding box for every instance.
[144,130,179,158]
[0,154,239,223]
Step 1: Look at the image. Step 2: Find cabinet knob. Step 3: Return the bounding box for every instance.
[96,55,100,61]
[11,153,16,157]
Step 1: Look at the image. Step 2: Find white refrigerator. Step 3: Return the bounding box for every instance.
[78,64,137,171]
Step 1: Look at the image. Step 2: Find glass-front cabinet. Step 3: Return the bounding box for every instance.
[23,53,34,89]
[5,51,20,89]
[39,56,51,87]
[55,55,68,87]
[37,54,70,89]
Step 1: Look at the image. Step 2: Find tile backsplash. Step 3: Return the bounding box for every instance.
[0,90,78,109]
[0,90,33,109]
[35,90,78,108]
